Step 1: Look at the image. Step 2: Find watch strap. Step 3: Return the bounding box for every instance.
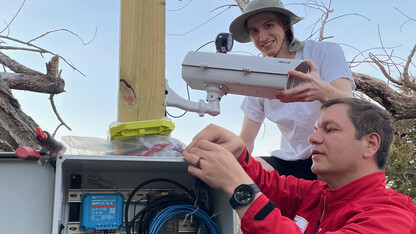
[229,194,240,209]
[250,183,261,194]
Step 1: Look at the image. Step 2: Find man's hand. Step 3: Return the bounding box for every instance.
[183,140,253,197]
[185,124,245,159]
[183,124,251,196]
[275,59,352,103]
[183,124,260,218]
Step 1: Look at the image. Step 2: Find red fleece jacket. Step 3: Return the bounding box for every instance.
[237,148,416,234]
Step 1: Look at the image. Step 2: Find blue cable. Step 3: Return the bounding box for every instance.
[148,204,221,234]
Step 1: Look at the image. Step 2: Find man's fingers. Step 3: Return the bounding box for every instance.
[307,58,319,72]
[185,125,220,151]
[183,151,209,186]
[183,151,202,167]
[186,139,219,156]
[195,157,203,168]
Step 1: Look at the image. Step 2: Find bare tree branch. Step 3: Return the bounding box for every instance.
[0,51,43,75]
[211,4,238,12]
[166,5,235,36]
[403,43,416,90]
[52,123,64,137]
[395,7,416,31]
[0,0,26,34]
[28,28,97,45]
[318,0,332,41]
[369,53,403,86]
[0,72,65,94]
[234,0,249,12]
[166,0,193,12]
[0,45,47,53]
[49,94,71,131]
[0,1,96,140]
[0,35,86,76]
[377,25,403,77]
[0,78,40,151]
[354,72,416,120]
[1,55,65,94]
[297,1,369,41]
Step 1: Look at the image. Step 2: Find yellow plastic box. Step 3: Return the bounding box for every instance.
[109,119,175,140]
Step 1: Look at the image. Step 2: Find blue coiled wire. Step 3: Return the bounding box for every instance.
[148,204,221,234]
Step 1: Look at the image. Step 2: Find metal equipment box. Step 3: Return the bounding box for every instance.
[52,155,237,234]
[0,156,55,234]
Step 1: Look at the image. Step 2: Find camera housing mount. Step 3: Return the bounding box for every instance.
[165,51,309,116]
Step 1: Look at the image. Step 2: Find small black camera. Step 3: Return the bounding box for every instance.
[215,33,234,53]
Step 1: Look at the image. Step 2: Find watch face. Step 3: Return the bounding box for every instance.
[234,185,253,205]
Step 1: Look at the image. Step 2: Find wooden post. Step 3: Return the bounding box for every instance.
[118,0,166,122]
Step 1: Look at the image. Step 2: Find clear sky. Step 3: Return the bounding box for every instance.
[1,0,415,156]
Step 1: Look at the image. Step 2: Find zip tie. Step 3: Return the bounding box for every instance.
[210,211,222,219]
[183,205,200,225]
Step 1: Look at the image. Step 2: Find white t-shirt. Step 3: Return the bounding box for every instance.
[241,40,355,161]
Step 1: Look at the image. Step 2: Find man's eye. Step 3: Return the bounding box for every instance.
[326,128,336,133]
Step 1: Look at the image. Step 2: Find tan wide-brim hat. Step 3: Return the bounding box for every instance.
[230,0,303,43]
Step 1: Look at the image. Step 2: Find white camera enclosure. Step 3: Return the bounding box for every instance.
[182,51,309,99]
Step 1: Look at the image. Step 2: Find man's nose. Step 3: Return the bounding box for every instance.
[258,29,267,41]
[308,131,323,145]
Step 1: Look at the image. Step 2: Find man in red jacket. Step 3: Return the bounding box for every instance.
[183,98,416,233]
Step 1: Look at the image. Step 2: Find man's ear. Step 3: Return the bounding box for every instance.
[363,132,381,159]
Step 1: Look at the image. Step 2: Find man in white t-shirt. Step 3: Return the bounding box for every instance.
[229,0,355,179]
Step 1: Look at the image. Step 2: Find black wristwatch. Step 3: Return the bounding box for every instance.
[229,183,261,209]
